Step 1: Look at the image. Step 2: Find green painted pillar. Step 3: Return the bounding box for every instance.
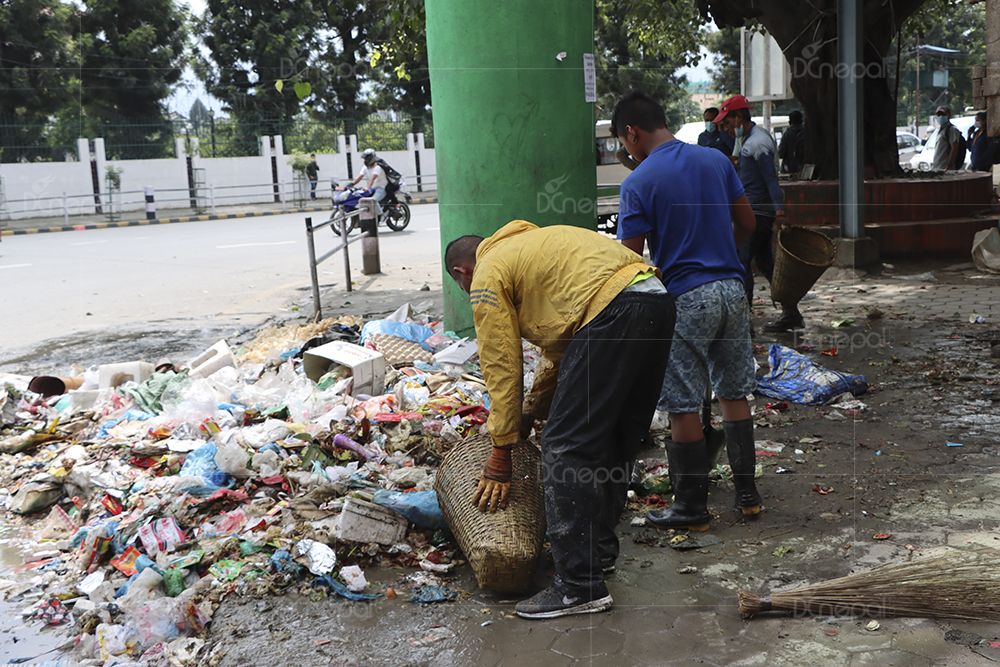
[426,0,597,335]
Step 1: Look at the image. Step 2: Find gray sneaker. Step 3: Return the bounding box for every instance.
[515,585,613,619]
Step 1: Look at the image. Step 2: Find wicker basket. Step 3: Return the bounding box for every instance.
[770,226,837,306]
[434,434,545,594]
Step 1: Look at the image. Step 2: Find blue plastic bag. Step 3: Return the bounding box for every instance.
[360,321,434,349]
[756,345,868,405]
[179,443,219,477]
[372,489,447,530]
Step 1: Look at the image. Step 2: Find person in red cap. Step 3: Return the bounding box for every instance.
[715,94,803,332]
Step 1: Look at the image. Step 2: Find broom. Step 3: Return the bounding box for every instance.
[738,548,1000,621]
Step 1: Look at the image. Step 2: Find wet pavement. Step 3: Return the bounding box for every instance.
[3,226,1000,665]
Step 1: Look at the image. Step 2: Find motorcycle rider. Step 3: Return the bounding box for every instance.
[350,148,388,214]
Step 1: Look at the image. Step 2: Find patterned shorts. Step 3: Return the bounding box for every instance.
[658,278,756,413]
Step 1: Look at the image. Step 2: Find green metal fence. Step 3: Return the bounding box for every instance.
[0,114,435,162]
[0,114,81,163]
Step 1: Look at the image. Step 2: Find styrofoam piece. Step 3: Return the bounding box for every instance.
[97,362,154,389]
[187,340,238,379]
[335,498,407,545]
[302,341,386,396]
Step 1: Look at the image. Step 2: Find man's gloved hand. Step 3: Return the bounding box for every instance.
[615,147,640,172]
[473,445,512,512]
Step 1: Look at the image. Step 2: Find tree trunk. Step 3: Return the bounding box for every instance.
[698,0,929,179]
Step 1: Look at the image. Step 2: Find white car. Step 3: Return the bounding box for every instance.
[896,131,921,165]
[908,116,976,171]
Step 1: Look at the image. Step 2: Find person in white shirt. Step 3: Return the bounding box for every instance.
[351,148,387,213]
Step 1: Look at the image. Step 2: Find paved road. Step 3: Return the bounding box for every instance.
[0,204,444,375]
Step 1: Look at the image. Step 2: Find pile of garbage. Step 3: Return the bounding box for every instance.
[0,303,522,665]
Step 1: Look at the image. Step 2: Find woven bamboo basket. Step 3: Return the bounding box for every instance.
[434,434,545,594]
[770,226,837,306]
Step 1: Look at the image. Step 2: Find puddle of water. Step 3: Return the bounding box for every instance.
[0,527,72,665]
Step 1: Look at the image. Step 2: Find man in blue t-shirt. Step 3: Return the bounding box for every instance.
[612,89,763,531]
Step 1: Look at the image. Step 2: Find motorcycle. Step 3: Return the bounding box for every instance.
[331,181,411,235]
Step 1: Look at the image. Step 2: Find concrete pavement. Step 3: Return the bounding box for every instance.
[0,192,439,236]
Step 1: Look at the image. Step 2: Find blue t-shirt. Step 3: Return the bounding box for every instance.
[617,140,746,297]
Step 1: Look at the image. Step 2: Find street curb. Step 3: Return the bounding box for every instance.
[0,197,439,236]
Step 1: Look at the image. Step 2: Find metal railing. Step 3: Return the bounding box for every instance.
[304,198,380,320]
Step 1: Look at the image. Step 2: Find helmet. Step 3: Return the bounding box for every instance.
[361,148,376,166]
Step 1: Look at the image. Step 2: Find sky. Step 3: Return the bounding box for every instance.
[165,0,218,117]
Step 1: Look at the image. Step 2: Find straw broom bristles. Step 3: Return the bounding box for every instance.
[738,548,1000,621]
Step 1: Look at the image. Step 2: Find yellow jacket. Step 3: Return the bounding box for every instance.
[470,221,657,447]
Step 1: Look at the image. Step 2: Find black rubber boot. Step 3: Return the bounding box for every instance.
[724,418,762,515]
[646,439,711,531]
[763,304,804,332]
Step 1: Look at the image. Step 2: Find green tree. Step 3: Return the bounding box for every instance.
[0,0,78,161]
[189,98,212,129]
[196,0,324,136]
[889,1,984,130]
[595,0,702,128]
[706,27,740,96]
[76,0,188,158]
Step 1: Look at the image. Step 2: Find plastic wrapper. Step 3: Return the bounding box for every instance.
[127,597,180,647]
[35,504,79,540]
[251,449,281,477]
[214,441,252,478]
[340,565,367,592]
[241,418,293,449]
[97,623,132,660]
[138,518,186,556]
[294,538,337,575]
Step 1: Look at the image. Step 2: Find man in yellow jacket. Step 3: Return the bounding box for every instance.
[445,221,675,619]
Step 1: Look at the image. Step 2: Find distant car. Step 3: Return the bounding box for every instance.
[908,116,976,171]
[896,131,921,165]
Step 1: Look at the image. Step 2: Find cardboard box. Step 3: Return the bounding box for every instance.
[336,498,407,545]
[98,362,154,389]
[303,341,385,396]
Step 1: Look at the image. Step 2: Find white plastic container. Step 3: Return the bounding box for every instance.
[187,340,238,379]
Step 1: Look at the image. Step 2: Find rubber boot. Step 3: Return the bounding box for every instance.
[763,304,804,332]
[724,418,762,515]
[646,439,711,531]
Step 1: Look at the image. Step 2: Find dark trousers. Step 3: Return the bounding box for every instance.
[738,213,775,303]
[309,178,318,199]
[541,290,675,595]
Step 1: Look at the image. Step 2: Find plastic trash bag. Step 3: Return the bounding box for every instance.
[179,443,219,478]
[756,345,868,405]
[214,441,251,478]
[313,575,382,601]
[372,489,447,529]
[972,227,1000,274]
[409,584,457,603]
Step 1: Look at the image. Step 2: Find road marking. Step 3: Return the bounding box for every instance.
[0,263,32,269]
[71,240,109,246]
[216,241,296,249]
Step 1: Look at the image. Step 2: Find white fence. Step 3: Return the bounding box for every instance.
[0,134,436,221]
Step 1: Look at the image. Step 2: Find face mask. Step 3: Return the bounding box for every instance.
[735,125,744,138]
[975,122,983,130]
[705,122,718,133]
[937,116,948,126]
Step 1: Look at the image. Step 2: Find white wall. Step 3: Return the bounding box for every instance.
[0,133,436,220]
[0,160,94,220]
